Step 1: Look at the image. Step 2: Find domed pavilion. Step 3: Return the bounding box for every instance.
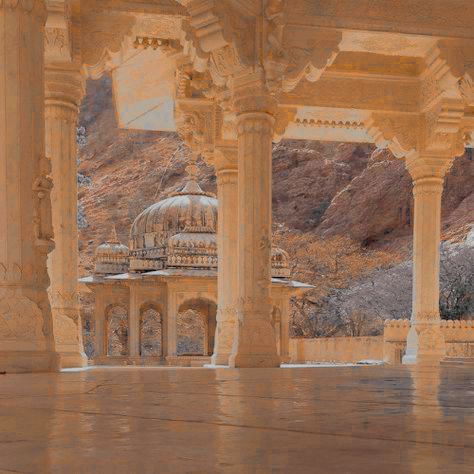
[81,165,312,367]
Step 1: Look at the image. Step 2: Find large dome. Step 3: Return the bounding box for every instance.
[129,165,217,272]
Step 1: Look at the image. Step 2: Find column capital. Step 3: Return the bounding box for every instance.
[405,153,455,183]
[45,66,85,113]
[0,0,47,20]
[232,71,278,116]
[214,143,237,173]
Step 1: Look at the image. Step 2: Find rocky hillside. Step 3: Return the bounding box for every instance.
[77,75,474,340]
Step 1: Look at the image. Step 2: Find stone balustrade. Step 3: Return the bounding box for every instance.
[383,319,474,364]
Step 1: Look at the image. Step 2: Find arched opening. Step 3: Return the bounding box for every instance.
[106,304,128,356]
[272,306,282,355]
[140,303,163,356]
[176,298,217,356]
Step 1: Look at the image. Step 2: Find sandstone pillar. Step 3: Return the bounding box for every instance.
[45,67,87,368]
[0,1,59,373]
[280,296,291,363]
[228,78,280,368]
[166,288,177,358]
[129,284,140,357]
[211,144,238,366]
[94,291,106,360]
[403,157,450,365]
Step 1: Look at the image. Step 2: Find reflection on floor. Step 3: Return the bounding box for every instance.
[0,365,473,473]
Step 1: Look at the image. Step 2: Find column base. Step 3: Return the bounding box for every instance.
[211,352,231,366]
[0,351,60,374]
[402,323,445,366]
[228,353,281,368]
[56,351,88,369]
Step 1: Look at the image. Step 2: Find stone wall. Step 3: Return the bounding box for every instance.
[289,320,474,365]
[289,336,384,364]
[441,320,474,358]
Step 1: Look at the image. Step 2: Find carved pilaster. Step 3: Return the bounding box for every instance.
[0,0,58,372]
[45,65,87,369]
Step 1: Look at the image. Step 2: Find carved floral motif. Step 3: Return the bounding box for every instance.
[0,294,44,342]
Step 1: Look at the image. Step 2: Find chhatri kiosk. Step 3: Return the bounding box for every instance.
[1,1,474,371]
[81,164,311,366]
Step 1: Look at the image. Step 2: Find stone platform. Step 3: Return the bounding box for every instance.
[0,365,473,473]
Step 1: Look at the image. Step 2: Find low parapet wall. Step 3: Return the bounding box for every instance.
[289,320,474,365]
[383,319,474,363]
[289,336,384,364]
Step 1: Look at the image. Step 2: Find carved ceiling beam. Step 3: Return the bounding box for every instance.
[83,0,187,15]
[284,0,474,40]
[280,73,420,113]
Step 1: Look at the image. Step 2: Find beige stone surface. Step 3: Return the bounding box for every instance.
[290,336,384,364]
[1,365,474,473]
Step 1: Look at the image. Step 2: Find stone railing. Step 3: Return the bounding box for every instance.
[441,320,474,358]
[383,319,474,363]
[383,319,410,364]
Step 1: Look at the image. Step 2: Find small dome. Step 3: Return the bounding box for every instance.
[271,245,290,278]
[129,164,217,272]
[167,227,217,269]
[95,227,129,275]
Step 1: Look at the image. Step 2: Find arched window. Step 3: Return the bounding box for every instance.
[176,298,217,356]
[106,304,128,356]
[140,304,162,356]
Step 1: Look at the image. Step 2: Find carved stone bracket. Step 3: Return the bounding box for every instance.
[178,0,341,102]
[367,100,467,164]
[80,0,136,79]
[175,98,220,156]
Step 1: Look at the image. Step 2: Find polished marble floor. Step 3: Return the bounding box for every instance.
[0,365,473,473]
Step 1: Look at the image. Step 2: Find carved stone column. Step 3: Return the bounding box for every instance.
[403,155,452,365]
[166,287,178,359]
[228,76,280,368]
[0,1,59,373]
[279,294,291,364]
[211,144,238,366]
[93,289,106,360]
[45,67,87,368]
[128,284,140,357]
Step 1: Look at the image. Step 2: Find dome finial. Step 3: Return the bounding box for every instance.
[110,224,120,244]
[185,163,198,182]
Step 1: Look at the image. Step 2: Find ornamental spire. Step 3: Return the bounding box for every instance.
[109,225,120,244]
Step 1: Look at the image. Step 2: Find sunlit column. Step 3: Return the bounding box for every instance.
[403,155,451,364]
[0,1,58,372]
[94,290,106,360]
[211,144,238,365]
[128,284,140,357]
[45,67,87,368]
[229,74,280,368]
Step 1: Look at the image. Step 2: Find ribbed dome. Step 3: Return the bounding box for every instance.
[95,228,129,275]
[271,245,291,278]
[129,165,217,272]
